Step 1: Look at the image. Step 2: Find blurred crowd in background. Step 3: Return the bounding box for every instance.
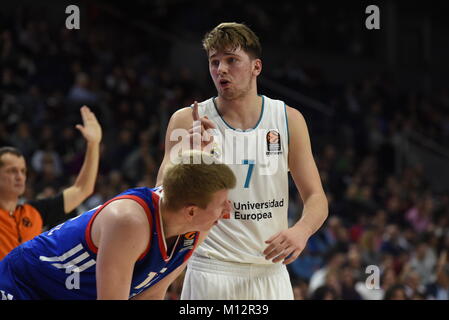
[1,1,448,300]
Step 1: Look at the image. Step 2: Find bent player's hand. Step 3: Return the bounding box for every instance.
[263,225,311,265]
[76,105,102,144]
[189,101,216,150]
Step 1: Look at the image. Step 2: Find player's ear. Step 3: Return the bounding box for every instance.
[183,204,197,222]
[253,59,262,76]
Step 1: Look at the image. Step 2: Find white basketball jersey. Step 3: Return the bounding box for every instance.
[195,95,289,264]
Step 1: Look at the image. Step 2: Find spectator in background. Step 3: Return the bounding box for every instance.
[310,285,340,300]
[292,278,309,300]
[67,72,99,106]
[380,224,410,257]
[426,251,449,300]
[359,227,383,266]
[340,264,362,300]
[122,126,158,185]
[109,129,135,171]
[401,268,425,299]
[323,268,342,298]
[308,248,346,296]
[406,193,434,233]
[0,106,102,260]
[288,245,324,282]
[408,237,438,286]
[9,122,37,159]
[384,284,408,300]
[346,244,363,279]
[31,143,64,192]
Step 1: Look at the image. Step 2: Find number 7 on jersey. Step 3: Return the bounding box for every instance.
[242,159,255,188]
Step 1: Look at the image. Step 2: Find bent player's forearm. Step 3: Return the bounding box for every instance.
[294,193,328,237]
[155,157,168,187]
[63,141,100,213]
[155,164,164,187]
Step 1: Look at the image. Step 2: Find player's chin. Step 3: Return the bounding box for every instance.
[217,88,234,98]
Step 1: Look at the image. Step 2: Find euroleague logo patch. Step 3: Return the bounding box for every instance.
[184,232,196,240]
[179,232,196,253]
[266,129,282,155]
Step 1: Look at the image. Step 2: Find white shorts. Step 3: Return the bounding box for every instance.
[180,253,294,300]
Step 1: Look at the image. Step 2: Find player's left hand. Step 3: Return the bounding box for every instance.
[76,105,102,144]
[263,224,311,265]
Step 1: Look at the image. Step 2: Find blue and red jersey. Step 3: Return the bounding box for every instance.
[0,187,199,299]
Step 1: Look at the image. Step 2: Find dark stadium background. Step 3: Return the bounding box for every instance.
[1,0,448,300]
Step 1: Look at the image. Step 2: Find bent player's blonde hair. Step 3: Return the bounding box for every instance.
[202,22,262,59]
[162,150,236,211]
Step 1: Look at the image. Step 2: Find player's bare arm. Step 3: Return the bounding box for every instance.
[156,107,192,186]
[264,106,328,265]
[63,105,102,213]
[92,199,150,299]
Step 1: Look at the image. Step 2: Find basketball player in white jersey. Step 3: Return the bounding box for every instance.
[156,22,328,299]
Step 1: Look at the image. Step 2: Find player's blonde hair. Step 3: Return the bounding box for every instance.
[202,22,262,59]
[162,150,236,211]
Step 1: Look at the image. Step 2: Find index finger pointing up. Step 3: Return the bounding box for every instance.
[192,101,199,121]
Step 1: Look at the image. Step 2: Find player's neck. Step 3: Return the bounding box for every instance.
[157,204,180,255]
[216,93,263,130]
[159,198,183,239]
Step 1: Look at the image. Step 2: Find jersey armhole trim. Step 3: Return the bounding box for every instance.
[284,102,290,146]
[84,195,153,261]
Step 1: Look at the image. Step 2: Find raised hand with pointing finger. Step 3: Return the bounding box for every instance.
[188,101,216,150]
